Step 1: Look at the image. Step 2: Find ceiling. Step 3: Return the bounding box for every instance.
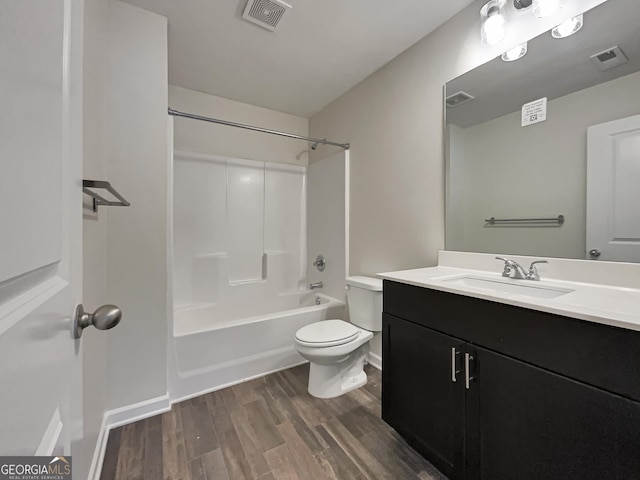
[120,0,475,117]
[446,0,640,128]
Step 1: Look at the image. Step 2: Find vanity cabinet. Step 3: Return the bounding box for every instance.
[382,280,640,480]
[382,313,465,479]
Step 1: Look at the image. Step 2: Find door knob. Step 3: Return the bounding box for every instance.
[73,304,122,339]
[589,249,601,258]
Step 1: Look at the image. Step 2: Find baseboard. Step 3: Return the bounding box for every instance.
[35,408,63,456]
[368,352,382,370]
[88,394,171,480]
[104,394,171,430]
[87,414,109,480]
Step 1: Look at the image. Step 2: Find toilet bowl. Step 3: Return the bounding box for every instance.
[294,276,383,398]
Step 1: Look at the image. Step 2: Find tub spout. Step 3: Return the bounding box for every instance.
[309,281,323,290]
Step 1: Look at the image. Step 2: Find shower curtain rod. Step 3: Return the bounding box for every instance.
[168,108,350,150]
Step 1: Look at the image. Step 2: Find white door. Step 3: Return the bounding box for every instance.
[587,114,640,262]
[1,0,84,468]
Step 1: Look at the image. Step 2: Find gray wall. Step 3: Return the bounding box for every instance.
[105,1,169,410]
[307,152,347,304]
[80,0,109,475]
[447,70,640,259]
[79,2,169,475]
[169,85,309,165]
[309,0,604,356]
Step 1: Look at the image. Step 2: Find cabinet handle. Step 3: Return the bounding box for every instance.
[465,352,474,390]
[451,347,461,382]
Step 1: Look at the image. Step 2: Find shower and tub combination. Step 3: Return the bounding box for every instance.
[167,113,350,400]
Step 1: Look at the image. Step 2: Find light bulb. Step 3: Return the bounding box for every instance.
[532,0,563,18]
[551,14,584,38]
[501,42,528,62]
[481,0,507,46]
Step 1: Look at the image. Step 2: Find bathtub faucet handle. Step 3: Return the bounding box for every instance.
[313,255,326,272]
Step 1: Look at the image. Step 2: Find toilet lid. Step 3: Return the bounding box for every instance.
[295,319,360,347]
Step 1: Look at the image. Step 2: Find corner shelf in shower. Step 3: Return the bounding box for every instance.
[83,179,131,212]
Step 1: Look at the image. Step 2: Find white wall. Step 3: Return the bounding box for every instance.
[310,0,605,357]
[169,85,309,166]
[447,70,640,259]
[105,1,169,410]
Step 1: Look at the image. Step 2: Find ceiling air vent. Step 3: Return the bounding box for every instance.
[446,91,475,108]
[242,0,292,32]
[590,46,628,72]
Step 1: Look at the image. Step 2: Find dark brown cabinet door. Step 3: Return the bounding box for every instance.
[466,346,640,480]
[382,313,465,479]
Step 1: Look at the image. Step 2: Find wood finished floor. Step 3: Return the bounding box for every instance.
[100,364,446,480]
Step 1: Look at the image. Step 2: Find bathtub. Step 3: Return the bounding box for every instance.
[168,292,345,401]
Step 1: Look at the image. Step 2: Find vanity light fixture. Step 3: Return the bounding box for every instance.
[501,42,528,61]
[481,0,507,46]
[532,0,564,18]
[551,14,584,38]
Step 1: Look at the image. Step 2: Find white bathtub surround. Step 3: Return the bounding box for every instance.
[170,294,344,401]
[171,150,347,399]
[379,250,640,332]
[173,151,306,307]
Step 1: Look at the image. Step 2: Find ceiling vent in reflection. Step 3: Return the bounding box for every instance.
[590,46,629,72]
[446,91,475,108]
[242,0,292,32]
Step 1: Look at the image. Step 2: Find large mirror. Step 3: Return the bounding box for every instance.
[445,0,640,262]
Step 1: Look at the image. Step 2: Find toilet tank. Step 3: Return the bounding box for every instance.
[345,276,383,332]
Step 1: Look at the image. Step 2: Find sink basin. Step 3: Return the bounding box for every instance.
[441,275,574,299]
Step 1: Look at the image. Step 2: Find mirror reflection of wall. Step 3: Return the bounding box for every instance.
[445,0,640,262]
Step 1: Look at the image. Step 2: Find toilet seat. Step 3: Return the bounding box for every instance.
[295,319,360,347]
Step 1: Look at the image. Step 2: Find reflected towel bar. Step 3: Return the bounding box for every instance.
[485,215,565,225]
[83,180,131,212]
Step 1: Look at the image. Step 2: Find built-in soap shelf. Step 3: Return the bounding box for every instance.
[189,250,294,305]
[83,179,130,212]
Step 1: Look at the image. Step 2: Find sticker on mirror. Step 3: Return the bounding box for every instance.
[521,97,547,127]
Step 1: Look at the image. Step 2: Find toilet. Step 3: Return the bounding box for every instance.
[294,275,383,398]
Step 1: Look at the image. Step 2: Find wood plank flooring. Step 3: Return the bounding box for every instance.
[100,364,446,480]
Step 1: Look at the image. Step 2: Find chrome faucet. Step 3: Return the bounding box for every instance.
[309,281,323,290]
[496,257,528,279]
[495,257,548,281]
[525,260,548,281]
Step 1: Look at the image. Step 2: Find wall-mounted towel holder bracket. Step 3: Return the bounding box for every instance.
[484,215,565,226]
[83,180,131,213]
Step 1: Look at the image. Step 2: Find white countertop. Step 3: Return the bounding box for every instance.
[378,265,640,333]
